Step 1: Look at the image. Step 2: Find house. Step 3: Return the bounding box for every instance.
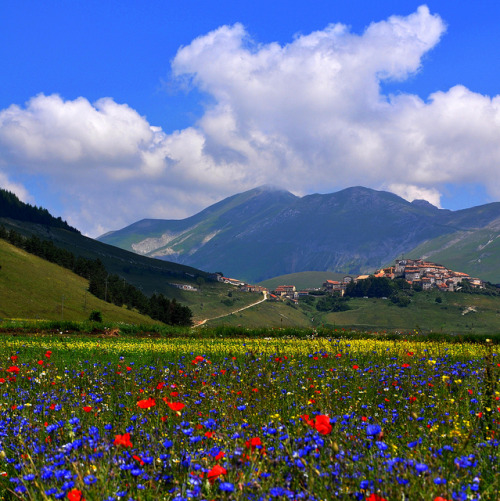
[404,267,421,281]
[323,280,342,291]
[355,275,370,282]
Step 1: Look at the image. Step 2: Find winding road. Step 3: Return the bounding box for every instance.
[193,292,268,327]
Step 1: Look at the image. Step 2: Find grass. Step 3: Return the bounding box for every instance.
[0,332,498,500]
[203,300,313,329]
[0,239,159,325]
[177,283,262,323]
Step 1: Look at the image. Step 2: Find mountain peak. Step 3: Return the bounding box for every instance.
[411,199,439,210]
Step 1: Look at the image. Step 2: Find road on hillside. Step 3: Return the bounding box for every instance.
[193,291,268,327]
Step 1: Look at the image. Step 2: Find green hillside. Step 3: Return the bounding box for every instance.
[202,300,313,329]
[406,227,500,283]
[319,293,500,334]
[0,239,159,324]
[258,271,353,290]
[202,288,500,333]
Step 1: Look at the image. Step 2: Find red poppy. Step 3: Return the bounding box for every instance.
[214,450,225,461]
[45,351,52,358]
[352,365,359,370]
[205,431,214,438]
[137,397,156,409]
[207,464,227,483]
[132,454,145,466]
[38,360,44,365]
[314,415,332,435]
[67,488,85,501]
[167,402,185,412]
[10,355,18,362]
[156,382,165,390]
[191,356,205,365]
[6,366,20,374]
[300,414,314,426]
[245,437,262,451]
[83,406,92,413]
[367,494,387,501]
[114,433,133,447]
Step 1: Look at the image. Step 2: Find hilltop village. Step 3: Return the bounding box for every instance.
[217,258,486,301]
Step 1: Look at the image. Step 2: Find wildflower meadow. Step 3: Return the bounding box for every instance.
[0,333,498,500]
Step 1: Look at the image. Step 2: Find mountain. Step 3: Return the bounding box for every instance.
[98,186,500,283]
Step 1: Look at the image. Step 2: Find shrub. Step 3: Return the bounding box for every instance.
[89,310,103,322]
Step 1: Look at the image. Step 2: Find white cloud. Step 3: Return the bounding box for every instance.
[0,172,33,203]
[388,183,442,207]
[1,6,500,236]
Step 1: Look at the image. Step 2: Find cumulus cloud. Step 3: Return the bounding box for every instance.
[1,6,500,235]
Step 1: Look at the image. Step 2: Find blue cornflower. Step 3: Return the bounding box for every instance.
[219,482,235,493]
[84,474,97,485]
[376,442,388,451]
[434,477,447,485]
[366,424,381,436]
[415,463,428,473]
[270,486,286,496]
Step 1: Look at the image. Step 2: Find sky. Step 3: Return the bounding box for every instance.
[2,1,500,237]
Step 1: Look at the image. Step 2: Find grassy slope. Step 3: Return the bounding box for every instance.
[181,283,264,322]
[319,292,500,334]
[204,300,313,329]
[0,218,262,321]
[258,271,351,290]
[0,239,160,324]
[206,289,500,333]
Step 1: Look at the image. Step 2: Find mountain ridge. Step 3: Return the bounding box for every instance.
[98,185,500,283]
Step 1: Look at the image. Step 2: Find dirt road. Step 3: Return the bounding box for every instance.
[193,292,268,327]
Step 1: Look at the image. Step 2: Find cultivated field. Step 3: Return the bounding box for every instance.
[0,332,498,500]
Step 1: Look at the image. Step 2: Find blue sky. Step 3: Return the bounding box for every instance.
[1,1,500,235]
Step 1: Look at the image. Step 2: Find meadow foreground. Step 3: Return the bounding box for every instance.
[0,333,498,500]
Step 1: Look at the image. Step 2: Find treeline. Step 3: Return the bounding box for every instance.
[0,188,79,233]
[0,226,192,325]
